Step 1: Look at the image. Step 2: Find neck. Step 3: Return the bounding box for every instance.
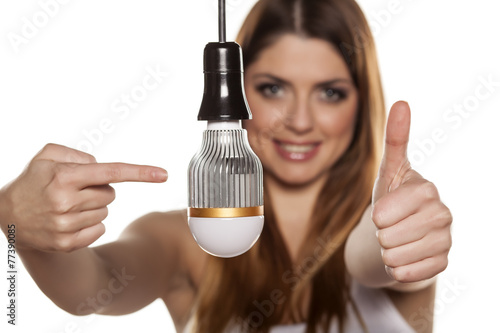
[266,174,327,219]
[265,173,328,261]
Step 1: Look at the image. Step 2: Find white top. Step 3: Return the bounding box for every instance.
[183,280,415,333]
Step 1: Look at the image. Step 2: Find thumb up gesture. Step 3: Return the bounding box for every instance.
[372,101,452,283]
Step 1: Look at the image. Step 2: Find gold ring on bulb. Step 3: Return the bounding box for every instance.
[188,206,264,218]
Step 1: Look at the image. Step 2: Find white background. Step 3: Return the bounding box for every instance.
[1,0,499,332]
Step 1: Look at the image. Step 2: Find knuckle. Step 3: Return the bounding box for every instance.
[440,256,449,273]
[52,215,72,233]
[432,255,448,276]
[26,159,49,178]
[52,163,74,187]
[429,231,451,254]
[35,144,59,161]
[418,181,439,201]
[371,204,384,228]
[87,155,97,163]
[102,207,109,219]
[53,235,75,253]
[392,266,415,283]
[377,230,390,248]
[41,143,57,155]
[78,152,97,164]
[443,232,453,251]
[48,191,74,214]
[95,222,106,238]
[442,226,452,242]
[98,207,109,221]
[66,151,96,164]
[382,249,397,267]
[106,185,116,202]
[432,229,452,253]
[441,208,453,227]
[430,203,453,228]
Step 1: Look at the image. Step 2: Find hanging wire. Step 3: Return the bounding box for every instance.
[218,0,226,42]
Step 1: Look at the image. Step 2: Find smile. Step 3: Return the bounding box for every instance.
[273,139,321,161]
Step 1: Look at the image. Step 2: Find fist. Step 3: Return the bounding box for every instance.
[372,102,452,283]
[1,144,167,252]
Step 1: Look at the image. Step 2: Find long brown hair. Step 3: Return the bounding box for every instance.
[191,0,386,332]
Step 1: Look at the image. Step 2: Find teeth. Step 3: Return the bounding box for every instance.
[280,143,316,153]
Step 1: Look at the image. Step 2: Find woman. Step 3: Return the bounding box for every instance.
[0,0,451,332]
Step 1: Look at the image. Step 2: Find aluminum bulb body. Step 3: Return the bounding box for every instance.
[188,121,264,257]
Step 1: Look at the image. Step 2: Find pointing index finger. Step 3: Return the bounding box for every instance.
[73,163,168,188]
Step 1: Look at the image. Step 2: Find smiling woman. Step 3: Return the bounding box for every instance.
[2,0,499,333]
[244,34,359,185]
[0,0,450,332]
[190,0,449,332]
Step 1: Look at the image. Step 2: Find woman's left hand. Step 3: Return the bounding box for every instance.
[371,101,452,283]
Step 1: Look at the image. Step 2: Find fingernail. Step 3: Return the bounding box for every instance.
[385,266,394,279]
[153,169,168,182]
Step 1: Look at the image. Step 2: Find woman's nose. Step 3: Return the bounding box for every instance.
[285,96,314,134]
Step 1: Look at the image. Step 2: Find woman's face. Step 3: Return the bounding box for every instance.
[244,34,359,186]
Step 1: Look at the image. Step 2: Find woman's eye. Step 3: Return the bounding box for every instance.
[256,84,283,98]
[320,88,347,102]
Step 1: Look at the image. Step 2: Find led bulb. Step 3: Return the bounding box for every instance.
[188,121,264,258]
[187,37,263,257]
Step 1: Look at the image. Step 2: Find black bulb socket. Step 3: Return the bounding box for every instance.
[198,42,252,121]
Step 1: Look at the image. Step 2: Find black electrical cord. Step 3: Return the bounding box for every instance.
[218,0,226,42]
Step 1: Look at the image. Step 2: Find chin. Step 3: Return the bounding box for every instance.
[267,166,328,188]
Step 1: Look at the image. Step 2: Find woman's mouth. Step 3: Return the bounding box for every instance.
[273,139,321,161]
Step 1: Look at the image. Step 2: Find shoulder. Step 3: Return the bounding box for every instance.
[123,209,188,235]
[120,209,189,262]
[121,209,193,255]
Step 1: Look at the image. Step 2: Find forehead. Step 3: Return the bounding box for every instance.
[246,34,352,82]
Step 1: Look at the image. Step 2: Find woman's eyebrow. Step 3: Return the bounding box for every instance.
[251,73,289,86]
[314,78,353,88]
[250,73,353,88]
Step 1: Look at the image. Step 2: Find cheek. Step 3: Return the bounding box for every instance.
[316,102,358,141]
[244,96,270,156]
[244,89,287,150]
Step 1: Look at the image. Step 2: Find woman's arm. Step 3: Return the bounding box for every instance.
[345,204,439,332]
[11,211,185,316]
[345,102,452,292]
[0,144,176,315]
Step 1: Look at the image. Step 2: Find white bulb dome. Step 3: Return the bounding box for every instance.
[188,216,264,258]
